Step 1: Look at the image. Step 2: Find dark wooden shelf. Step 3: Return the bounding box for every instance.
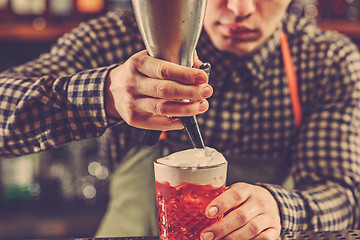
[0,21,81,43]
[0,19,359,43]
[318,19,360,40]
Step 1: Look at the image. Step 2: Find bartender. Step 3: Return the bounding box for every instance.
[0,0,359,239]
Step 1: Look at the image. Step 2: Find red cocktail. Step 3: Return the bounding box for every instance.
[154,147,227,240]
[156,181,226,239]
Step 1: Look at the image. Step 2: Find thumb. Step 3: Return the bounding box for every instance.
[193,50,204,68]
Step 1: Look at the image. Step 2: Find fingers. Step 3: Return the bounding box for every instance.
[120,96,209,130]
[129,51,213,101]
[107,50,211,131]
[221,214,280,240]
[128,114,184,131]
[135,98,209,117]
[203,196,262,239]
[193,51,204,68]
[205,183,252,218]
[135,77,213,100]
[252,228,280,240]
[201,210,280,240]
[134,50,209,85]
[200,183,281,240]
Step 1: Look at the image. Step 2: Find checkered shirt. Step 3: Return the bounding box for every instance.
[0,10,359,232]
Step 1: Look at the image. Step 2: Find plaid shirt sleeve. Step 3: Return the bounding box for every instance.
[0,14,123,158]
[260,33,360,231]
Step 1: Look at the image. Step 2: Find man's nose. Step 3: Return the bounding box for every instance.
[227,0,255,19]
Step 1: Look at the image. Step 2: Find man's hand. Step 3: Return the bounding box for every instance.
[201,183,281,240]
[104,50,212,130]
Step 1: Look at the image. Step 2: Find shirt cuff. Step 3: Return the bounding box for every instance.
[66,64,120,139]
[257,183,309,232]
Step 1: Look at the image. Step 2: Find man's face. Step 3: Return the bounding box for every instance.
[204,0,292,57]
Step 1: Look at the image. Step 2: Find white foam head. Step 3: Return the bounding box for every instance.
[154,147,227,187]
[156,147,226,168]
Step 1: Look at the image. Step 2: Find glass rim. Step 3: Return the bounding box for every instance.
[154,159,227,170]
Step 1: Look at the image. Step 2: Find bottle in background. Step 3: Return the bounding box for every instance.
[10,0,47,30]
[288,0,319,22]
[0,0,10,21]
[48,0,74,21]
[10,0,46,16]
[0,154,41,205]
[76,0,107,20]
[318,0,359,20]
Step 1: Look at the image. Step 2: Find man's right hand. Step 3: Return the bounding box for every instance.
[104,50,212,131]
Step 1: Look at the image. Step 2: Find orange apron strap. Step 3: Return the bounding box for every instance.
[159,131,167,141]
[281,29,302,128]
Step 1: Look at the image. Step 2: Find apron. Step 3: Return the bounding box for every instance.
[95,30,301,237]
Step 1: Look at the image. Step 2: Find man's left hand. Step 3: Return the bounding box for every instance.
[200,182,281,240]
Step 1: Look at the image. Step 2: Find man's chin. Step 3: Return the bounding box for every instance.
[215,39,259,57]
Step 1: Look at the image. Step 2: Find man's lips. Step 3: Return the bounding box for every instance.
[220,24,258,40]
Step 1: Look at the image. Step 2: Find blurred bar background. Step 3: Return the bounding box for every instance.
[288,0,360,44]
[0,0,359,239]
[0,1,131,239]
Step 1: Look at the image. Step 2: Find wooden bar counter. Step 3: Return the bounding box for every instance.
[32,230,360,240]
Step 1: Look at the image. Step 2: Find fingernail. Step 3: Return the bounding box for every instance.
[195,73,206,84]
[202,86,212,98]
[202,232,215,240]
[199,100,208,112]
[208,206,219,217]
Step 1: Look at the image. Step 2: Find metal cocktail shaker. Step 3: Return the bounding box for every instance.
[132,0,208,148]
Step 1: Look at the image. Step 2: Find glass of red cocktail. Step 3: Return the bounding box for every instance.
[154,148,227,240]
